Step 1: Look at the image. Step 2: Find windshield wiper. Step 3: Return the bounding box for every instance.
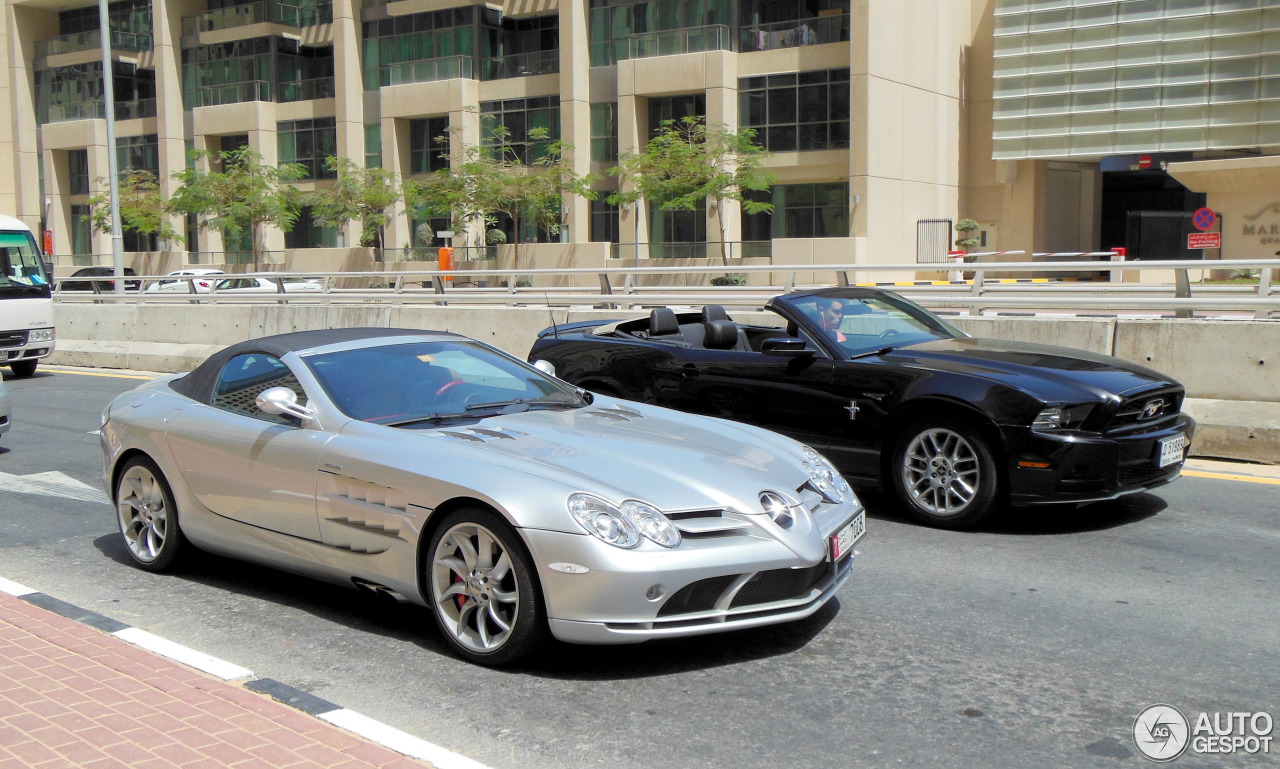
[382,412,481,427]
[464,393,582,411]
[847,346,896,360]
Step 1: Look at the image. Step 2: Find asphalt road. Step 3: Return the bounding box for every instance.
[1,365,1276,769]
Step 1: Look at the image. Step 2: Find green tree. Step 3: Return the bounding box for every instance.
[305,156,400,253]
[403,128,499,253]
[406,124,597,263]
[608,117,775,264]
[84,169,184,250]
[167,147,306,270]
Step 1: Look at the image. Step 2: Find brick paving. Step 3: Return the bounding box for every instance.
[0,591,432,768]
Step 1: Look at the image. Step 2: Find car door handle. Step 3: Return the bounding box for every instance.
[680,364,699,378]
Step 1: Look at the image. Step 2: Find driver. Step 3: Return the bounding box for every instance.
[817,297,846,343]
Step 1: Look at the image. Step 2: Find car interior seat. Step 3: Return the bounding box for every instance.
[701,305,731,323]
[702,319,745,350]
[649,307,681,338]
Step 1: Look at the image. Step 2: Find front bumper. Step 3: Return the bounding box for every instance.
[1005,414,1196,506]
[522,500,862,645]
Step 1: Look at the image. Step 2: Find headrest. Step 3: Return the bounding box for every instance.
[649,307,679,336]
[701,304,730,323]
[702,319,739,350]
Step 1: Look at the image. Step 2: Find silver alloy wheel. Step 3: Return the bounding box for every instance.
[430,521,520,654]
[900,426,982,518]
[117,463,170,562]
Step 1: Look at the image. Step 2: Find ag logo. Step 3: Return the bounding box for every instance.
[1134,704,1190,761]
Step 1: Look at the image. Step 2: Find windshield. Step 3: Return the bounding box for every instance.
[305,340,581,425]
[0,231,51,299]
[783,291,963,356]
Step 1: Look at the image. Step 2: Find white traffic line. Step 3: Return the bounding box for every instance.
[0,470,110,504]
[0,576,38,596]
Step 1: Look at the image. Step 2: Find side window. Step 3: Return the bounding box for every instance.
[212,353,308,425]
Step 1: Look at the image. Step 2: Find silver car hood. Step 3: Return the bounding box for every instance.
[391,402,807,511]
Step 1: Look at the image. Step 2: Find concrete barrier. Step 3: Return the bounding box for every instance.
[47,303,1280,463]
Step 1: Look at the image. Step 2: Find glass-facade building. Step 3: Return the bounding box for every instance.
[992,0,1280,159]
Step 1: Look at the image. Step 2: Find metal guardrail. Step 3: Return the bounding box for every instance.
[52,258,1280,318]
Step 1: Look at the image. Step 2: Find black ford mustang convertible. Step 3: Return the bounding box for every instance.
[528,288,1195,529]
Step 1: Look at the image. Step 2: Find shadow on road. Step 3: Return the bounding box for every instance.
[855,486,1166,535]
[92,531,840,679]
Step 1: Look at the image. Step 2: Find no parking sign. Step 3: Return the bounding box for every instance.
[1192,207,1217,232]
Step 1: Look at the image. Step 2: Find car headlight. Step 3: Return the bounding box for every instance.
[1032,405,1094,432]
[802,446,853,504]
[29,328,55,343]
[567,493,680,549]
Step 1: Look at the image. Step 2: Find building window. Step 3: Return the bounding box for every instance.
[117,134,158,173]
[590,198,620,243]
[587,0,733,66]
[35,62,155,124]
[58,0,152,51]
[479,12,559,80]
[361,7,476,90]
[648,94,705,137]
[276,42,334,102]
[278,118,337,180]
[650,200,706,251]
[365,124,382,169]
[480,97,560,163]
[739,68,850,152]
[409,117,449,174]
[741,182,849,239]
[70,204,92,255]
[284,205,337,248]
[591,103,618,163]
[68,150,90,195]
[183,37,272,108]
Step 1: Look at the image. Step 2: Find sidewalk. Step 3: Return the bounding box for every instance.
[0,590,433,769]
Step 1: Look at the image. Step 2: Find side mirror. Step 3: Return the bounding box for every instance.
[761,338,815,358]
[256,386,315,421]
[532,359,556,376]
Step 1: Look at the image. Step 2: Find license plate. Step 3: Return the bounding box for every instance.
[1158,433,1188,468]
[830,511,866,561]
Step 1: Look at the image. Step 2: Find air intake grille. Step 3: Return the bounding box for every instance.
[730,563,828,608]
[0,331,27,348]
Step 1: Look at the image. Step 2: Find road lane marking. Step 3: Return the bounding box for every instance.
[0,470,109,503]
[1183,469,1280,486]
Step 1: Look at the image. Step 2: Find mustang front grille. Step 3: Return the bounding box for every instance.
[1102,388,1184,432]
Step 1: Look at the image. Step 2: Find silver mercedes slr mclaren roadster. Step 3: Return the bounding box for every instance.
[101,329,865,665]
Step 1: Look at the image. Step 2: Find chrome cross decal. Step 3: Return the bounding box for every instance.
[845,401,859,420]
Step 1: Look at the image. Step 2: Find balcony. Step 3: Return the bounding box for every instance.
[190,79,270,107]
[183,1,333,35]
[381,55,473,87]
[628,25,733,60]
[36,29,151,58]
[277,77,335,102]
[42,97,157,124]
[740,15,849,52]
[480,49,559,81]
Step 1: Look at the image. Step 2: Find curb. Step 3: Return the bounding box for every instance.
[0,575,494,769]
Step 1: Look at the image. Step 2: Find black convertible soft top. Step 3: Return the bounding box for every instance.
[169,327,461,404]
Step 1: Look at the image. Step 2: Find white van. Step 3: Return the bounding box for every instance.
[0,214,55,377]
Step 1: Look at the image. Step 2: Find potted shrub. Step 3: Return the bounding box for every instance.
[954,218,981,278]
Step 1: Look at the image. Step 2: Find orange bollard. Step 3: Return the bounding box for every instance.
[438,246,454,282]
